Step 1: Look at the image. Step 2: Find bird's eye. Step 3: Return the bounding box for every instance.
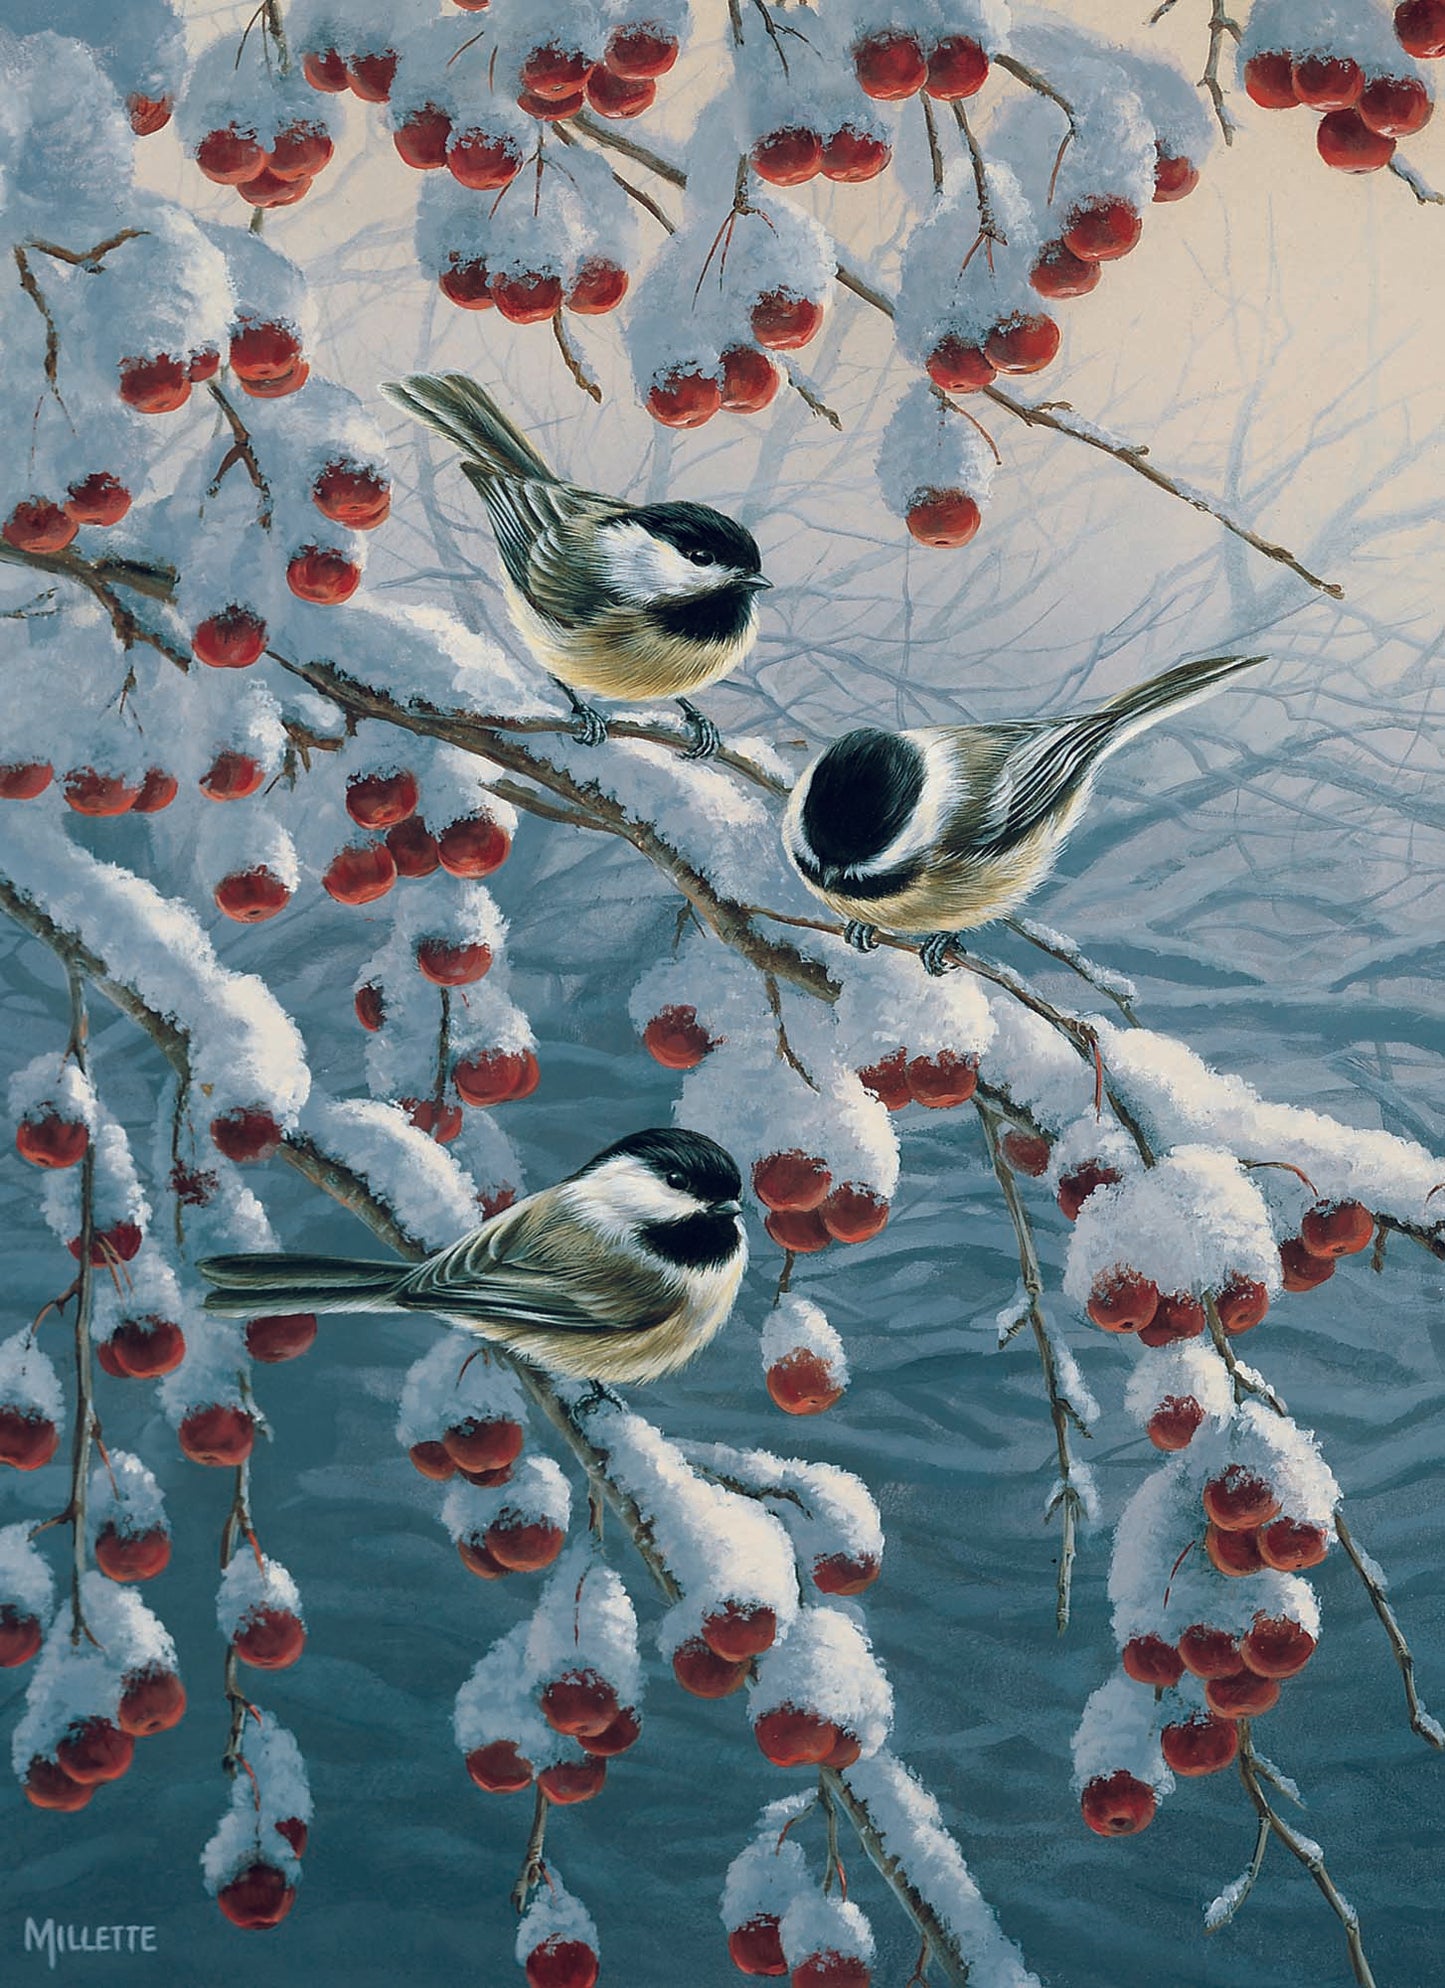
[686,548,712,566]
[665,1170,687,1190]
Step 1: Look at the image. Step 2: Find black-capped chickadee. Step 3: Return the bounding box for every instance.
[782,652,1265,974]
[198,1129,746,1387]
[380,372,771,758]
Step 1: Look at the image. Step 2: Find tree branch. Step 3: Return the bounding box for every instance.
[1333,1510,1445,1749]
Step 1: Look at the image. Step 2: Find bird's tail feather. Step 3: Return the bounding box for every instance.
[379,372,555,484]
[1101,652,1266,744]
[198,1253,405,1317]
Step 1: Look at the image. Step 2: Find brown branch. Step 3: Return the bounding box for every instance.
[1236,1724,1377,1988]
[1202,2,1242,145]
[921,94,945,198]
[823,1770,970,1988]
[0,540,191,670]
[978,1103,1089,1632]
[785,368,843,430]
[66,973,98,1648]
[220,1462,256,1774]
[764,973,818,1089]
[1334,1511,1445,1750]
[1204,1813,1271,1933]
[13,247,62,397]
[26,229,149,271]
[511,1783,551,1914]
[1004,917,1140,1024]
[205,382,273,528]
[994,54,1078,131]
[1387,155,1445,206]
[551,312,603,403]
[952,103,1006,261]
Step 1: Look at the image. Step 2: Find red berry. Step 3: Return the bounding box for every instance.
[906,1050,979,1107]
[1216,1275,1269,1335]
[542,1671,620,1738]
[577,1705,641,1757]
[403,1097,461,1144]
[288,547,361,606]
[764,1207,832,1253]
[643,1004,714,1070]
[820,125,891,182]
[387,817,441,877]
[1396,0,1445,58]
[1146,1394,1205,1452]
[443,1417,525,1474]
[1002,1129,1051,1176]
[64,472,131,527]
[275,1818,308,1857]
[1030,241,1101,299]
[537,1757,607,1805]
[1300,1198,1374,1257]
[1177,1623,1241,1678]
[454,1051,536,1106]
[1136,1290,1206,1346]
[270,123,333,179]
[230,321,302,385]
[925,335,996,392]
[1241,1614,1317,1679]
[16,1113,88,1170]
[1064,199,1142,262]
[127,94,172,136]
[1205,1668,1280,1719]
[484,1515,565,1572]
[766,1349,843,1415]
[416,938,493,986]
[753,1703,840,1768]
[131,768,178,813]
[1293,55,1364,110]
[1257,1518,1329,1572]
[315,463,391,531]
[525,1936,600,1988]
[522,45,594,100]
[1057,1161,1120,1220]
[457,1535,508,1578]
[751,290,824,351]
[64,768,139,816]
[0,761,53,800]
[196,127,267,184]
[586,67,656,118]
[907,490,982,549]
[1080,1769,1157,1836]
[702,1602,777,1663]
[924,35,989,100]
[245,1312,318,1363]
[517,84,588,121]
[215,867,291,922]
[217,1863,296,1930]
[1086,1268,1159,1334]
[1153,151,1200,201]
[812,1552,879,1596]
[448,128,524,190]
[1205,1521,1265,1577]
[672,1636,749,1698]
[1244,52,1298,109]
[1360,74,1434,135]
[605,27,679,78]
[235,163,313,209]
[753,1150,831,1212]
[303,49,349,91]
[728,1915,788,1976]
[119,354,189,413]
[3,499,78,555]
[321,843,396,907]
[395,105,453,169]
[67,1221,143,1265]
[1160,1711,1238,1776]
[348,51,399,102]
[984,313,1060,374]
[1121,1633,1184,1687]
[110,1315,186,1377]
[24,1757,93,1811]
[1317,107,1396,171]
[409,1440,454,1481]
[0,1605,44,1667]
[437,812,510,876]
[646,369,722,429]
[1202,1465,1280,1532]
[467,1739,534,1792]
[567,259,630,314]
[492,272,566,325]
[57,1717,134,1784]
[117,1665,187,1735]
[95,1522,171,1583]
[238,358,310,399]
[179,1404,256,1467]
[211,1107,283,1163]
[200,750,263,802]
[750,127,823,186]
[854,30,927,100]
[791,1956,870,1988]
[233,1606,306,1669]
[0,1410,59,1471]
[1280,1236,1335,1290]
[858,1049,911,1110]
[193,606,268,669]
[345,770,416,830]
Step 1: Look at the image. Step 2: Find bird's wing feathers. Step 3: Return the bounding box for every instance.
[460,466,623,626]
[970,716,1118,851]
[394,1194,674,1335]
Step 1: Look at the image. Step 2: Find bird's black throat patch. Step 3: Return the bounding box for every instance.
[638,1211,741,1270]
[650,585,756,646]
[800,729,927,870]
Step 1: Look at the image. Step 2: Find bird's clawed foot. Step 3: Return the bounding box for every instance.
[919,932,960,977]
[677,699,721,760]
[843,920,881,954]
[574,1378,626,1419]
[554,678,609,748]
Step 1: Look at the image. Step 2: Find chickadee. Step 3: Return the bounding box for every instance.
[198,1128,746,1387]
[783,652,1265,974]
[380,372,771,758]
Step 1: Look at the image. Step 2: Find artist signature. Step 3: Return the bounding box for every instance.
[23,1922,158,1968]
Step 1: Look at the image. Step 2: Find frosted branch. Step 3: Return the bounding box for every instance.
[1334,1511,1445,1750]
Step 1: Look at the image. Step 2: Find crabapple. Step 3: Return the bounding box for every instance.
[348,51,398,101]
[766,1349,844,1415]
[245,1313,318,1363]
[216,1863,296,1930]
[1241,1615,1317,1679]
[753,1703,839,1767]
[64,768,139,816]
[925,335,996,392]
[702,1603,777,1663]
[1086,1269,1159,1334]
[522,44,594,99]
[791,1957,870,1988]
[646,368,722,428]
[1030,242,1102,299]
[1396,0,1445,57]
[1294,55,1363,109]
[1257,1518,1329,1571]
[118,354,189,413]
[586,68,656,117]
[729,1916,788,1976]
[215,868,292,922]
[750,128,823,186]
[409,1440,454,1481]
[484,1514,565,1571]
[454,1051,538,1106]
[193,607,267,669]
[118,1665,187,1736]
[1317,109,1396,171]
[1202,1466,1280,1531]
[416,938,493,985]
[1160,1711,1238,1776]
[1360,75,1434,134]
[270,123,332,178]
[525,1937,600,1988]
[0,1605,43,1667]
[200,750,263,802]
[457,1535,508,1578]
[178,1404,256,1466]
[387,817,441,877]
[127,94,172,135]
[443,1417,524,1473]
[210,1107,282,1163]
[853,30,927,99]
[1280,1237,1335,1290]
[672,1635,749,1697]
[64,471,131,526]
[543,1671,620,1738]
[720,346,781,412]
[57,1717,134,1784]
[821,126,891,182]
[1137,1290,1205,1346]
[275,1818,308,1857]
[578,1706,641,1757]
[1146,1394,1205,1452]
[606,26,679,77]
[1177,1623,1241,1678]
[1080,1770,1157,1836]
[315,464,391,531]
[108,1315,186,1377]
[984,313,1060,374]
[302,48,348,90]
[1066,199,1142,262]
[1205,1521,1265,1577]
[924,35,988,100]
[132,768,178,813]
[238,358,309,398]
[537,1757,607,1804]
[1244,52,1298,107]
[448,129,523,189]
[437,812,510,876]
[395,106,453,169]
[1216,1275,1269,1334]
[467,1739,534,1792]
[764,1208,832,1253]
[492,273,565,324]
[1002,1129,1051,1176]
[233,1606,306,1669]
[753,1151,831,1211]
[229,321,302,383]
[345,771,416,830]
[237,165,314,209]
[907,491,981,548]
[95,1523,171,1582]
[820,1184,888,1243]
[1152,151,1200,200]
[68,1220,143,1264]
[750,291,824,351]
[24,1757,93,1811]
[0,761,53,799]
[323,842,398,906]
[3,499,77,555]
[0,1410,60,1470]
[16,1112,88,1170]
[189,348,221,382]
[567,259,630,313]
[196,127,267,184]
[1300,1198,1374,1257]
[287,548,361,605]
[1056,1161,1121,1219]
[1205,1668,1280,1719]
[812,1552,879,1596]
[858,1049,911,1110]
[518,85,587,120]
[1121,1633,1184,1687]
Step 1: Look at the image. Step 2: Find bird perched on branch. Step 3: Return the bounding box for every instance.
[381,372,770,758]
[782,652,1266,974]
[199,1129,745,1387]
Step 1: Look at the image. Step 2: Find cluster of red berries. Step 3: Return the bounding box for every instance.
[858,1045,979,1112]
[411,1414,566,1578]
[1244,32,1435,173]
[853,26,990,104]
[1,472,133,562]
[466,1668,641,1806]
[192,112,335,212]
[752,1152,890,1255]
[644,282,828,433]
[21,1665,188,1815]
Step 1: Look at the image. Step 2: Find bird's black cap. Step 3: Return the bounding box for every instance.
[627,501,763,575]
[578,1127,743,1205]
[799,728,926,870]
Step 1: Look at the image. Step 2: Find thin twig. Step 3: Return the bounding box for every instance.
[511,1784,551,1913]
[951,103,1005,264]
[220,1461,257,1773]
[764,974,818,1089]
[27,229,149,271]
[1204,1814,1270,1932]
[1202,2,1242,144]
[550,312,603,403]
[820,1773,846,1895]
[1334,1511,1444,1749]
[785,368,843,429]
[13,247,63,398]
[1387,155,1445,205]
[205,382,273,528]
[66,973,97,1648]
[823,1767,971,1988]
[1236,1724,1377,1988]
[1005,917,1140,1023]
[0,540,191,670]
[921,94,945,197]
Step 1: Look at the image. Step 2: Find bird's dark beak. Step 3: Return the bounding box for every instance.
[715,1199,742,1216]
[743,574,773,592]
